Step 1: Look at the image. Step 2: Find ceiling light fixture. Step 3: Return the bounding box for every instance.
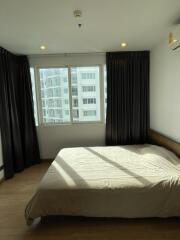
[169,33,178,45]
[168,25,180,50]
[168,32,180,50]
[121,42,127,48]
[40,45,46,50]
[173,39,178,43]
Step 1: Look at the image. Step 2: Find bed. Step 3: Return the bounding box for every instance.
[25,132,180,225]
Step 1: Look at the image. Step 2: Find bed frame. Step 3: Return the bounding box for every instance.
[148,129,180,158]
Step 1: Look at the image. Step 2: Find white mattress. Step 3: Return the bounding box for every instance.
[25,144,180,224]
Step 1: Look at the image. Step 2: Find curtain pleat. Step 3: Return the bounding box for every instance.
[0,47,40,179]
[106,51,150,145]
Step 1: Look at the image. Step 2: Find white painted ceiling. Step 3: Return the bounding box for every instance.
[0,0,180,54]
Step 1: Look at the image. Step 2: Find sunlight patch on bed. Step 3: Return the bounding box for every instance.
[52,161,77,187]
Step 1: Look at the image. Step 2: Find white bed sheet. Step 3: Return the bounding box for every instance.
[25,144,180,224]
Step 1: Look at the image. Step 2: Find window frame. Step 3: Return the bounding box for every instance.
[30,67,39,126]
[32,64,105,126]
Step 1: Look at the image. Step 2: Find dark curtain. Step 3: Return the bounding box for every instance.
[106,51,150,145]
[0,47,40,179]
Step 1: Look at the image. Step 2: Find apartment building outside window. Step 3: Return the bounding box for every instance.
[71,66,100,122]
[39,68,70,123]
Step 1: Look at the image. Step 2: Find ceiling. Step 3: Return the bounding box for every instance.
[0,0,180,54]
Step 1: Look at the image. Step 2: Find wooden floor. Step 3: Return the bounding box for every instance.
[0,162,180,240]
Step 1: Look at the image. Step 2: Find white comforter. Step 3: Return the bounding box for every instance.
[25,144,180,224]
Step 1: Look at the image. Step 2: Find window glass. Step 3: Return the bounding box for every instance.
[31,66,104,125]
[39,68,70,123]
[71,67,100,122]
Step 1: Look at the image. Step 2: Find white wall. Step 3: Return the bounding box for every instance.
[29,53,106,159]
[150,40,180,143]
[37,123,105,159]
[0,133,4,180]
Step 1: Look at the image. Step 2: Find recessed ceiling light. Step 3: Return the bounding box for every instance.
[40,45,46,50]
[121,42,127,48]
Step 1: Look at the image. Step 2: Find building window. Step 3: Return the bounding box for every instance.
[73,98,78,107]
[81,72,96,79]
[83,98,96,104]
[64,99,69,104]
[73,109,79,118]
[83,110,96,116]
[65,110,69,115]
[64,88,68,94]
[72,86,78,96]
[39,68,70,123]
[63,77,67,83]
[82,86,96,92]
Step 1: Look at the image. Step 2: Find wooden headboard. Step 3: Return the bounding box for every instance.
[148,129,180,158]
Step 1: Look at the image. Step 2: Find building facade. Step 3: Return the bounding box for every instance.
[39,66,100,123]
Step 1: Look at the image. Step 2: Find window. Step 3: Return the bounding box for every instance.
[64,88,68,94]
[39,68,70,123]
[71,75,77,83]
[83,110,96,116]
[30,68,38,125]
[82,86,96,92]
[32,65,104,125]
[83,98,96,104]
[81,72,96,79]
[73,109,79,118]
[64,99,69,104]
[71,68,77,84]
[63,77,67,83]
[73,98,78,107]
[70,66,100,122]
[104,65,107,120]
[72,86,78,96]
[65,110,69,115]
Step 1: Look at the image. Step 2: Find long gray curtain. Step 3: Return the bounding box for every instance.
[106,51,150,145]
[0,47,40,179]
